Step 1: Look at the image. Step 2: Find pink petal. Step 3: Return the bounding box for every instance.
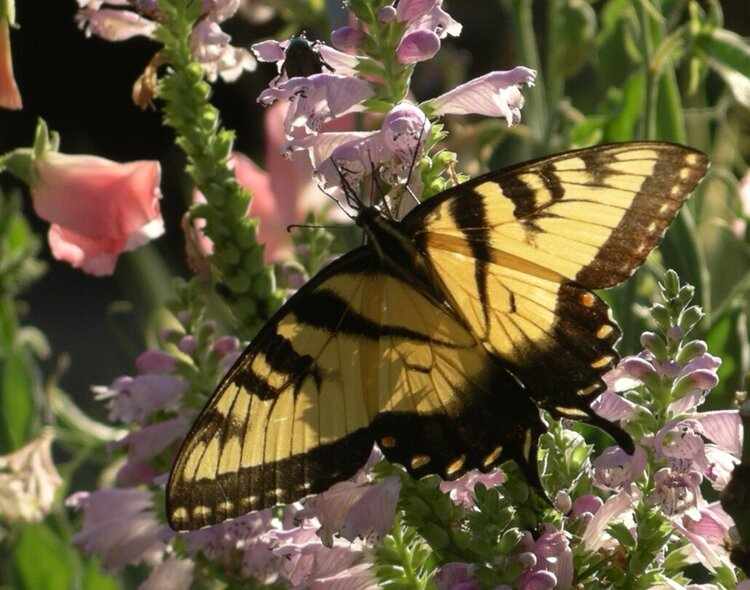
[396,29,440,64]
[697,410,742,456]
[250,39,286,62]
[428,67,536,125]
[33,153,163,275]
[396,0,436,22]
[77,8,157,41]
[0,21,21,109]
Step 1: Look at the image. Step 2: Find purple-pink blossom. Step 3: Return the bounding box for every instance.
[67,488,169,574]
[593,445,648,489]
[425,67,537,125]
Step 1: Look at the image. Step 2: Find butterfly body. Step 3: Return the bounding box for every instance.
[168,142,707,531]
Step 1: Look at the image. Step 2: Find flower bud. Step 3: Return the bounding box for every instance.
[678,305,704,334]
[331,26,364,50]
[675,339,707,364]
[666,325,685,343]
[377,6,397,22]
[396,29,440,64]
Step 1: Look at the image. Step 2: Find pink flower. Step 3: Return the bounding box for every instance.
[258,73,373,142]
[0,430,62,529]
[305,102,430,204]
[672,502,733,571]
[296,476,401,547]
[31,152,164,276]
[649,468,702,517]
[654,412,741,490]
[0,17,21,110]
[593,445,648,489]
[77,0,254,82]
[93,374,187,424]
[189,19,256,82]
[434,562,479,590]
[110,415,191,464]
[396,0,462,40]
[264,524,377,589]
[182,510,281,581]
[396,29,440,64]
[331,26,364,51]
[425,67,537,125]
[135,350,178,374]
[581,487,637,551]
[77,8,157,41]
[439,469,505,508]
[517,524,573,590]
[66,488,169,574]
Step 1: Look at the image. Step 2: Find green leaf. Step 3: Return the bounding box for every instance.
[13,524,73,590]
[704,306,747,409]
[0,345,35,452]
[602,72,645,142]
[697,27,750,108]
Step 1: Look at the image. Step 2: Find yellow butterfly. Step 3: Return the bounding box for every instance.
[167,141,707,531]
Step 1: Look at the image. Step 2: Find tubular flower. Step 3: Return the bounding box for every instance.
[76,0,255,82]
[0,431,62,532]
[66,488,169,574]
[31,152,164,275]
[424,67,537,125]
[0,3,22,110]
[304,102,430,205]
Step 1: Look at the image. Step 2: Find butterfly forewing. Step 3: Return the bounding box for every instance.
[408,141,707,419]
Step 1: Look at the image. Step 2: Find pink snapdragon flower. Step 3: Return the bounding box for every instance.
[31,151,164,276]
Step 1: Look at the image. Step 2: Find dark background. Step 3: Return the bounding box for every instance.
[0,1,748,418]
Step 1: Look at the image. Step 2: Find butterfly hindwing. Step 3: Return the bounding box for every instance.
[407,141,707,420]
[167,248,545,531]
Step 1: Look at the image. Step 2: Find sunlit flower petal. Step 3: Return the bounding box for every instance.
[259,74,373,139]
[93,374,188,424]
[439,470,505,508]
[32,152,164,276]
[297,476,401,547]
[426,67,536,125]
[77,8,157,40]
[0,431,62,527]
[593,446,647,489]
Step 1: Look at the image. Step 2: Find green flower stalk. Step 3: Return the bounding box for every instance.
[156,0,283,338]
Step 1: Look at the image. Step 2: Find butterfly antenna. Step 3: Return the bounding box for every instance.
[400,117,429,207]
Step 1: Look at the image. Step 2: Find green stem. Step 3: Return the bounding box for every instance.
[155,0,283,338]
